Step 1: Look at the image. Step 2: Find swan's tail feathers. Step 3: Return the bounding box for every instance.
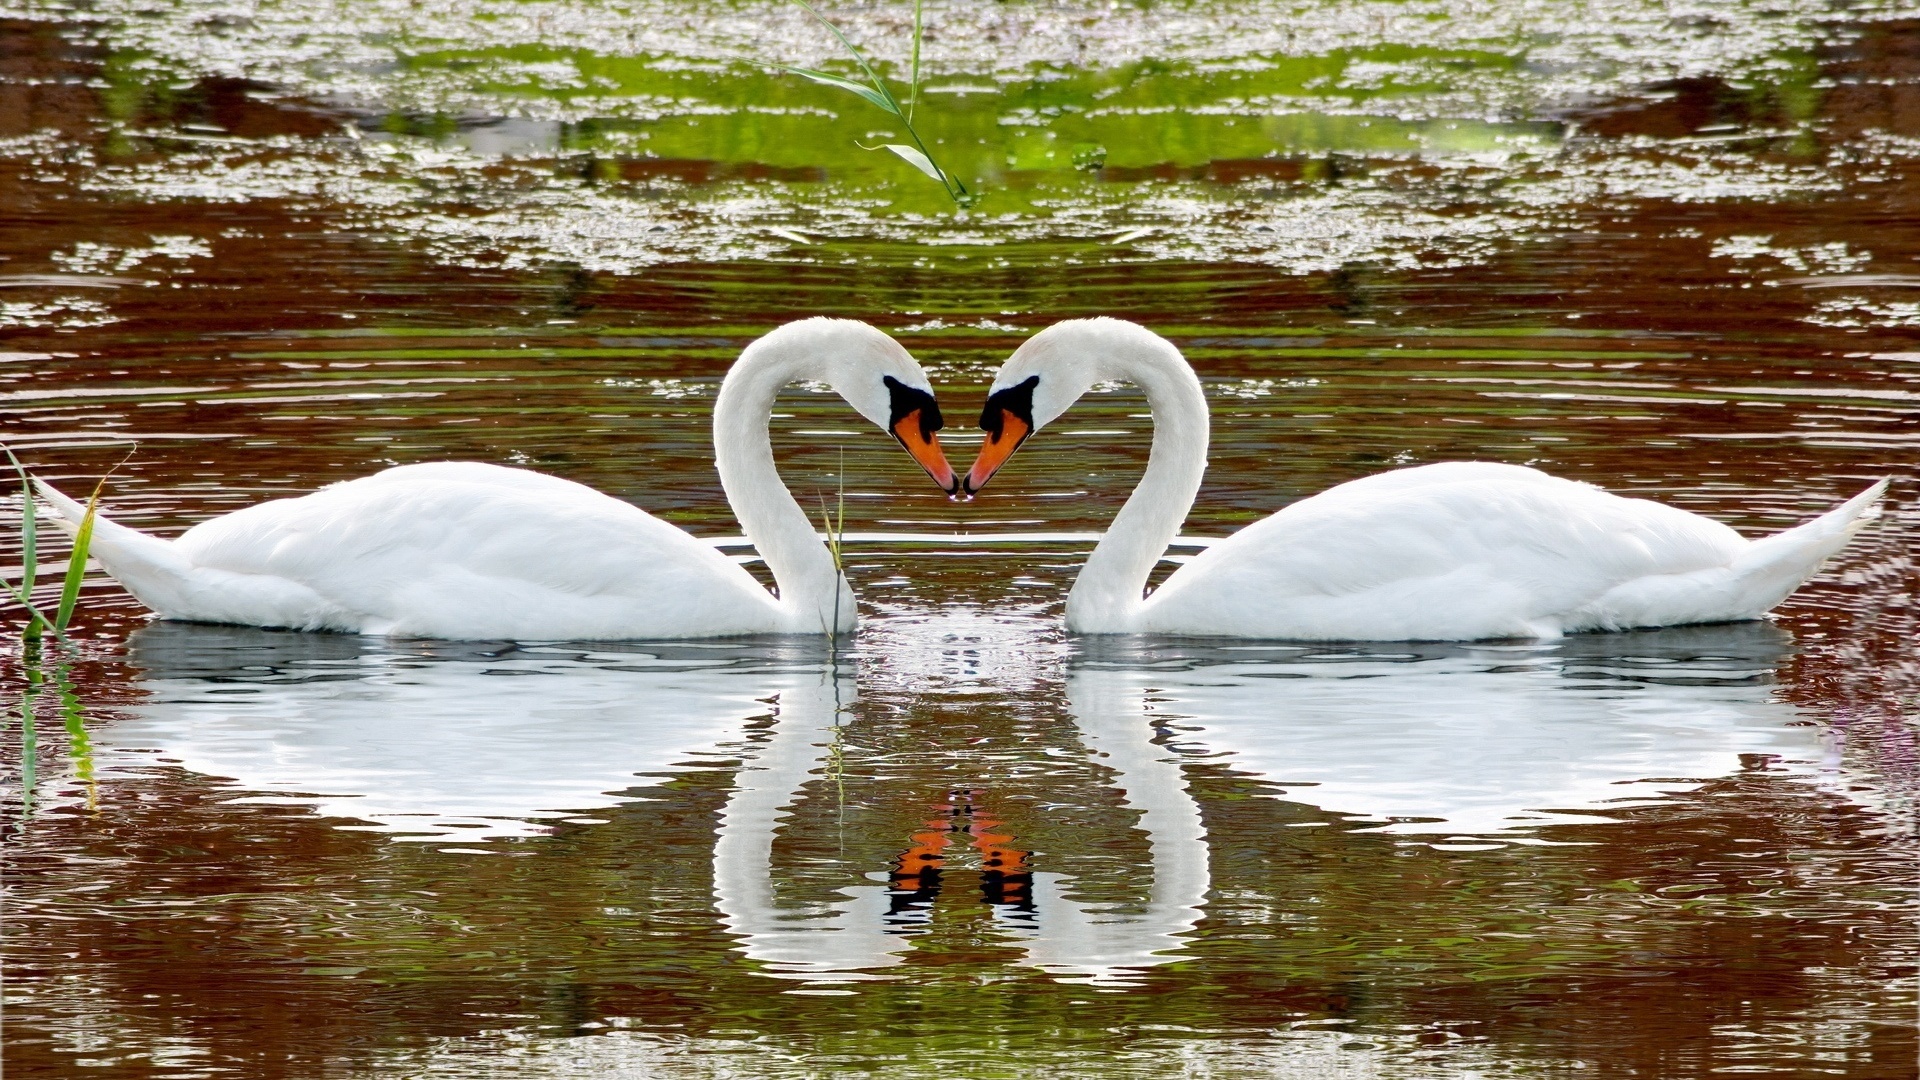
[32,478,199,617]
[32,477,89,535]
[1725,478,1890,617]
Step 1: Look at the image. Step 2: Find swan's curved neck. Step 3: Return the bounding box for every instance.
[1068,344,1209,632]
[713,347,855,633]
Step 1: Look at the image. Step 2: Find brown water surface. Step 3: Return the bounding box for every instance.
[2,5,1917,1078]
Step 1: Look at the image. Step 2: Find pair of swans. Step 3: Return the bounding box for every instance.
[40,317,1886,642]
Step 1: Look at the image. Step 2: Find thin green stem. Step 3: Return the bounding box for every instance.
[6,447,43,642]
[834,446,846,564]
[908,0,923,124]
[6,586,73,645]
[784,0,969,204]
[814,450,851,649]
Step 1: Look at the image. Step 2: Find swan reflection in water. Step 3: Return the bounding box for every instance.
[1072,621,1831,839]
[106,622,1211,984]
[712,664,1210,984]
[105,623,825,840]
[102,620,1833,985]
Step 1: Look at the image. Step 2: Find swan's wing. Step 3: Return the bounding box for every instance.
[175,464,778,637]
[1144,464,1746,639]
[341,460,606,495]
[1282,460,1567,501]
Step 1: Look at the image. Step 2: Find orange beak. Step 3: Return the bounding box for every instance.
[893,410,959,495]
[963,413,1030,496]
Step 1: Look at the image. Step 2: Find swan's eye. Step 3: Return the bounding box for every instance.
[883,376,958,495]
[883,375,944,440]
[965,376,1041,496]
[978,375,1039,437]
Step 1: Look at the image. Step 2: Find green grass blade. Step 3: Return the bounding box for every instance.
[789,0,905,114]
[816,496,844,575]
[776,64,899,115]
[875,143,944,182]
[6,585,65,642]
[814,492,845,643]
[54,476,107,633]
[908,0,923,123]
[6,448,41,641]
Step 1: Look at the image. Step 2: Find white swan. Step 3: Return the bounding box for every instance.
[36,319,958,640]
[963,318,1887,641]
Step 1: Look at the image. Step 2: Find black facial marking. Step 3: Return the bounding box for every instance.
[979,375,1040,438]
[884,375,944,441]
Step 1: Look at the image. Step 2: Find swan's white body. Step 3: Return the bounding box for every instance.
[38,319,951,640]
[971,319,1887,641]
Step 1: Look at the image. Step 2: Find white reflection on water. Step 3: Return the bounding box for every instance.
[1011,670,1211,983]
[102,625,816,841]
[1072,622,1832,839]
[93,619,1842,987]
[708,649,1212,985]
[103,620,1211,983]
[709,671,911,982]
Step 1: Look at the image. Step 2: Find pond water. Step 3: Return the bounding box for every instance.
[3,2,1917,1077]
